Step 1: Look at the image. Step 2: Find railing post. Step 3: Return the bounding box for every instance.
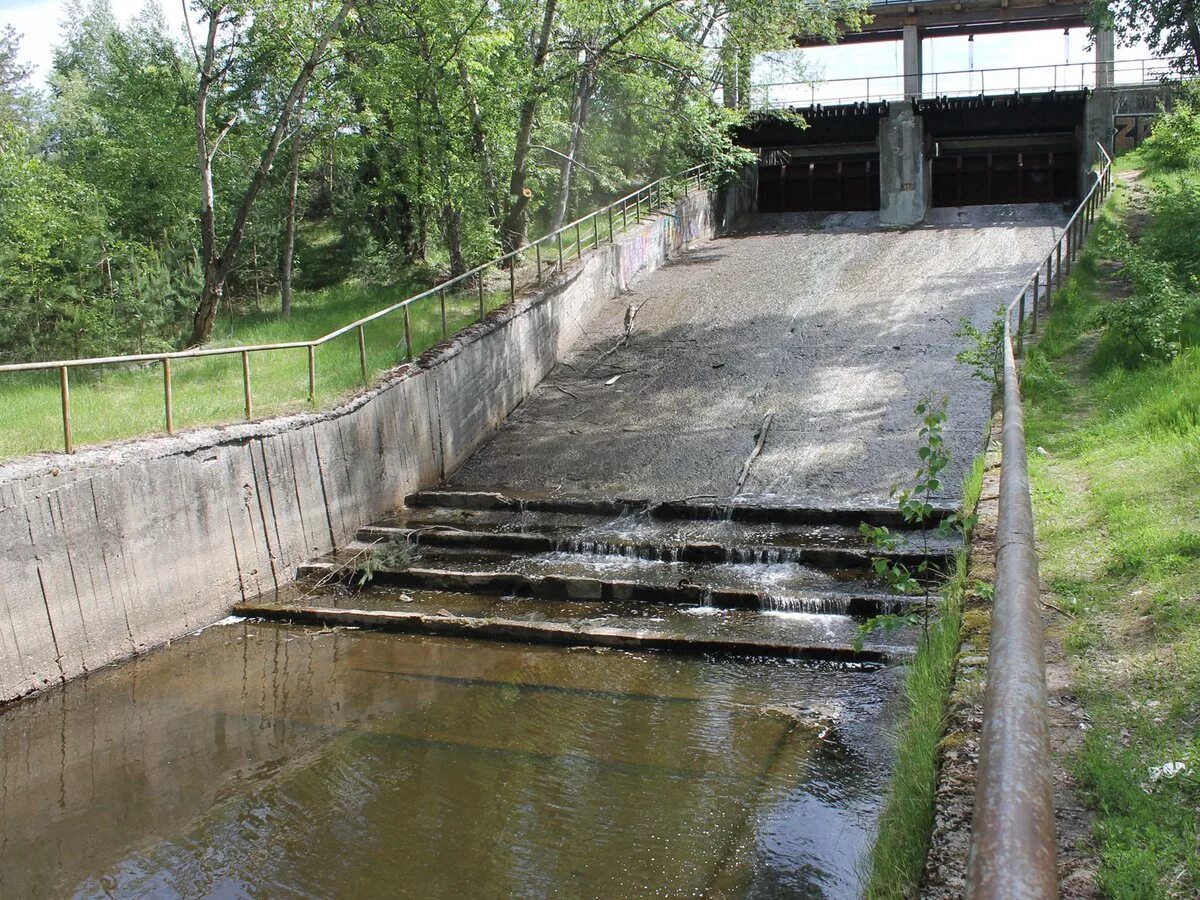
[509,259,516,302]
[1055,241,1063,291]
[576,222,582,258]
[1045,256,1053,312]
[1017,290,1026,355]
[1031,270,1040,333]
[635,190,642,223]
[608,206,615,243]
[593,212,599,249]
[535,242,542,282]
[162,357,174,435]
[59,365,73,454]
[478,271,486,321]
[440,287,448,340]
[557,232,564,270]
[307,345,316,404]
[242,350,252,419]
[403,304,413,361]
[622,199,628,232]
[357,325,368,385]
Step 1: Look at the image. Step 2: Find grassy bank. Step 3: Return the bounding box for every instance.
[0,191,665,461]
[862,450,986,898]
[0,276,512,460]
[1024,153,1200,896]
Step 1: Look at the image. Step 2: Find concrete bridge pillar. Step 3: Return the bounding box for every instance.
[879,101,928,226]
[1095,28,1115,90]
[903,25,923,98]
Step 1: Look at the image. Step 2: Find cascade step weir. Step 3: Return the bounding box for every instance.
[239,488,961,664]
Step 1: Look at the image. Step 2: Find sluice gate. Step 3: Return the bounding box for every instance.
[740,90,1097,221]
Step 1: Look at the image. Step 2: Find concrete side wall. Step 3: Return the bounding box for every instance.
[0,184,745,705]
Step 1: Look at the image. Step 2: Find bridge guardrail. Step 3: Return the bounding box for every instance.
[0,164,712,455]
[758,57,1186,108]
[965,142,1113,898]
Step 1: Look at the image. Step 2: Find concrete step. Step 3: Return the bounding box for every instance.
[405,489,960,530]
[235,582,916,665]
[297,543,934,618]
[355,520,953,571]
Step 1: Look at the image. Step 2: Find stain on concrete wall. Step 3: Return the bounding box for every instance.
[0,184,746,705]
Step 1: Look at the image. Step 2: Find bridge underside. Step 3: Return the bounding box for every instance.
[794,0,1088,47]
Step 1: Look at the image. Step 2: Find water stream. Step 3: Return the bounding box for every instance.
[0,620,901,898]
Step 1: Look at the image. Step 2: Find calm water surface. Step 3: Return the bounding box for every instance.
[0,621,900,898]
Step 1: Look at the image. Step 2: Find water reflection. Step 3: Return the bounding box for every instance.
[0,622,898,898]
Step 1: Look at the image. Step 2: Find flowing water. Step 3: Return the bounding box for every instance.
[0,619,901,898]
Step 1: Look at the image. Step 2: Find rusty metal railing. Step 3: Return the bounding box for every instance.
[758,57,1186,109]
[0,164,712,455]
[966,144,1113,897]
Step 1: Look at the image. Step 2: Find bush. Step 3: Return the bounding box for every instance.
[1143,178,1200,288]
[1141,81,1200,170]
[1099,228,1200,365]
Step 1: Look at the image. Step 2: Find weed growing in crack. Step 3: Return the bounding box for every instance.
[855,393,975,649]
[954,306,1007,387]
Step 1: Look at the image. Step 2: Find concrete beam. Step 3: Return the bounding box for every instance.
[794,0,1088,46]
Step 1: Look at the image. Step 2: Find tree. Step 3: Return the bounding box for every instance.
[185,0,357,346]
[1089,0,1200,71]
[0,26,35,130]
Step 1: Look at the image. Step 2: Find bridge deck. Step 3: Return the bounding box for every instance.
[445,207,1063,506]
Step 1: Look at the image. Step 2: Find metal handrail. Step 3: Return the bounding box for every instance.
[1,163,711,454]
[758,57,1187,108]
[965,142,1113,898]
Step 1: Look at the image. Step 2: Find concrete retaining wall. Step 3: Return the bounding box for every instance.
[0,181,751,705]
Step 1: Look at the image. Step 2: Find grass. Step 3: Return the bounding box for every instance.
[862,450,987,899]
[0,189,672,460]
[0,277,509,459]
[1023,155,1200,897]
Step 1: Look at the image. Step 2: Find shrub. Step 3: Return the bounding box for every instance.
[1099,228,1200,364]
[1141,81,1200,171]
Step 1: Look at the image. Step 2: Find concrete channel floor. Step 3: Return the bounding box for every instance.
[447,206,1066,506]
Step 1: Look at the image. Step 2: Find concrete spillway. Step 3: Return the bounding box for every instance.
[448,206,1062,505]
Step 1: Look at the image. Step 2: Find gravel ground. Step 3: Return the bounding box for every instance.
[448,206,1067,506]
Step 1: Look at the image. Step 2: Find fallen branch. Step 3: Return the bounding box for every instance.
[584,302,639,375]
[735,411,774,495]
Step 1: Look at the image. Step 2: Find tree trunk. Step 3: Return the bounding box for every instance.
[412,22,465,278]
[414,91,428,260]
[458,58,501,229]
[188,0,355,347]
[551,65,594,232]
[280,96,306,318]
[499,0,558,254]
[1187,15,1200,71]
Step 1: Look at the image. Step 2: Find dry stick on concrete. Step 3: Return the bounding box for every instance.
[584,302,639,375]
[735,411,774,495]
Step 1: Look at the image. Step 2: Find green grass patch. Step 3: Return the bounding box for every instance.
[0,276,509,459]
[861,450,986,899]
[1025,164,1200,898]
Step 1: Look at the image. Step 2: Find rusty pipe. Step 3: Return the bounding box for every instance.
[966,317,1057,898]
